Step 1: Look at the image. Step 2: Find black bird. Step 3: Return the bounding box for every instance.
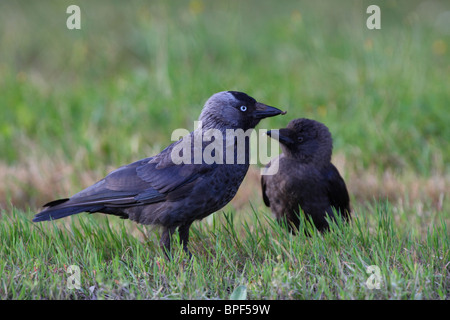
[33,91,285,255]
[261,118,350,232]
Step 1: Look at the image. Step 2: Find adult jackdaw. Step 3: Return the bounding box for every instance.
[33,91,285,255]
[261,118,350,232]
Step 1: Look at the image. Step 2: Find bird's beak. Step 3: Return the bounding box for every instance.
[267,128,294,145]
[253,102,287,119]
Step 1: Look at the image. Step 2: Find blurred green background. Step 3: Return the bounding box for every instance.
[0,0,449,210]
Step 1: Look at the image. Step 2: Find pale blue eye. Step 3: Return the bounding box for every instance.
[240,106,247,112]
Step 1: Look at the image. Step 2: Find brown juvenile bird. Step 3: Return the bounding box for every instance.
[261,118,351,232]
[33,91,286,255]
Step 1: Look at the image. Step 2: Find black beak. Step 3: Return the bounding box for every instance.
[267,128,294,145]
[253,102,287,119]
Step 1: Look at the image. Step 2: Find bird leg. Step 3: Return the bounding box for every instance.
[160,223,193,259]
[178,222,193,257]
[160,226,176,259]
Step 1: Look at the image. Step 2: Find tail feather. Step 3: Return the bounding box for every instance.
[33,199,104,222]
[43,198,70,207]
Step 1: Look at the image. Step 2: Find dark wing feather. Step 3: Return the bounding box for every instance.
[136,160,217,194]
[322,163,351,219]
[66,157,165,206]
[136,132,218,194]
[34,134,220,222]
[261,164,271,207]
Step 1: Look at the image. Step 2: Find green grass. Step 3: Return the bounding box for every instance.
[0,0,449,300]
[1,202,448,299]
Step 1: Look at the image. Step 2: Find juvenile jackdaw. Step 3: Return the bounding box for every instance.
[33,91,285,255]
[261,118,350,232]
